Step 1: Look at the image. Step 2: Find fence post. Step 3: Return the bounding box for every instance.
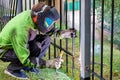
[17,0,22,14]
[80,0,91,80]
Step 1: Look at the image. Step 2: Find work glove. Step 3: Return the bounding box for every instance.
[60,28,77,39]
[46,58,64,69]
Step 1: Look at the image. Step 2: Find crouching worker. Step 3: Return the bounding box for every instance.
[0,2,76,79]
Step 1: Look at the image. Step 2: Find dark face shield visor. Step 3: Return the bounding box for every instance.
[46,7,60,21]
[37,7,60,34]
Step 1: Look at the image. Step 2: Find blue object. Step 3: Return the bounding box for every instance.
[44,17,54,29]
[4,69,28,79]
[37,7,59,34]
[23,67,40,74]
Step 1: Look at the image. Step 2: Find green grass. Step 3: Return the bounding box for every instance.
[0,23,120,79]
[0,32,80,80]
[93,42,120,80]
[1,41,120,80]
[0,62,71,80]
[27,68,71,80]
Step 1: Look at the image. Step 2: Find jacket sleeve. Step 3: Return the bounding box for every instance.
[10,29,36,67]
[46,27,62,37]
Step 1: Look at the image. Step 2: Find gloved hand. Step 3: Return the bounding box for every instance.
[46,58,64,69]
[60,28,77,39]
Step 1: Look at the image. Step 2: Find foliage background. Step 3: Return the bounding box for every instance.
[94,0,120,49]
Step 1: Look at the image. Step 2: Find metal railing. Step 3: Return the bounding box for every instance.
[47,0,80,79]
[0,0,18,29]
[91,0,115,80]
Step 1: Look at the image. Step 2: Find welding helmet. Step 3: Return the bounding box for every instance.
[34,5,59,34]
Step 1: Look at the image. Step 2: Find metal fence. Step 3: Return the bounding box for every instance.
[91,0,115,80]
[0,0,81,79]
[0,0,118,80]
[48,0,80,79]
[0,0,18,29]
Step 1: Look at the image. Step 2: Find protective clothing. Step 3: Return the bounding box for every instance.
[46,51,64,69]
[46,58,64,69]
[4,69,28,79]
[0,34,49,72]
[59,28,77,39]
[36,5,59,34]
[0,10,37,67]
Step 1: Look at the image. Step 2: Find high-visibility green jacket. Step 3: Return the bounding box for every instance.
[0,10,37,67]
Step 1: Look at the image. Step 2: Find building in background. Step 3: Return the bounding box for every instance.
[53,0,80,31]
[65,0,80,31]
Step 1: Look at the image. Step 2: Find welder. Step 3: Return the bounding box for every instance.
[0,2,76,79]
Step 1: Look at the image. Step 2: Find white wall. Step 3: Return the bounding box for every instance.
[67,10,80,31]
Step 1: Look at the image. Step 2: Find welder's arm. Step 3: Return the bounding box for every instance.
[59,28,77,39]
[46,27,77,39]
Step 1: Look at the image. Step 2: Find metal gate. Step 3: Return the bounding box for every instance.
[91,0,120,80]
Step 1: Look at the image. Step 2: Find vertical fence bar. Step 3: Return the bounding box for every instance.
[12,0,16,17]
[25,0,27,10]
[92,0,95,80]
[48,0,52,59]
[6,0,8,16]
[29,0,31,9]
[80,0,91,80]
[33,0,35,5]
[7,0,10,16]
[100,0,104,78]
[65,0,68,73]
[14,0,18,16]
[8,0,11,17]
[110,0,114,80]
[5,0,9,17]
[60,0,62,54]
[48,46,51,59]
[8,0,10,17]
[11,0,14,18]
[17,0,22,14]
[53,0,57,58]
[72,0,75,77]
[9,0,13,19]
[4,0,6,16]
[7,0,9,17]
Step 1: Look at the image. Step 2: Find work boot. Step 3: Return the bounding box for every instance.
[23,67,40,74]
[4,69,28,79]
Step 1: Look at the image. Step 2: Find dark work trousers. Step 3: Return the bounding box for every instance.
[0,35,51,72]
